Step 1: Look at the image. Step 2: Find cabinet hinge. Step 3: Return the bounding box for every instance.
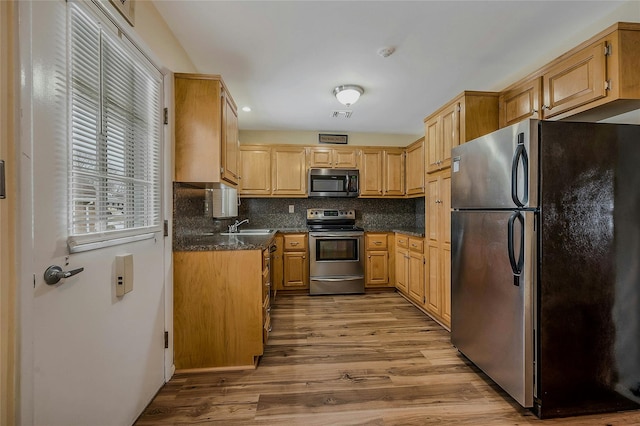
[604,43,612,57]
[163,107,168,125]
[220,166,224,174]
[164,331,169,349]
[604,80,612,91]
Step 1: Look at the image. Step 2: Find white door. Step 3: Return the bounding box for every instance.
[19,2,166,425]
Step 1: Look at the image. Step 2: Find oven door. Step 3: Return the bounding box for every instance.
[309,232,364,278]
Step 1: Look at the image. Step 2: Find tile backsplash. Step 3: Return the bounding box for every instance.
[174,183,425,236]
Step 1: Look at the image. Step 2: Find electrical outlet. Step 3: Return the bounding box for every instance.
[289,205,295,213]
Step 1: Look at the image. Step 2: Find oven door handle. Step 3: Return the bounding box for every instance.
[309,232,363,238]
[311,276,365,282]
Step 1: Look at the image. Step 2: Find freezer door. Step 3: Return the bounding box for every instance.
[451,119,538,209]
[451,210,535,407]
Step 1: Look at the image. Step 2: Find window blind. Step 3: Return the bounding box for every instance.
[68,3,162,245]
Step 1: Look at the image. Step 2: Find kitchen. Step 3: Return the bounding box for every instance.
[3,1,640,425]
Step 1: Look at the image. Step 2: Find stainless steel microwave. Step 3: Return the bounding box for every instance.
[308,168,359,197]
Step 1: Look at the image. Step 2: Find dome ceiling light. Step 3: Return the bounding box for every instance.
[333,85,364,107]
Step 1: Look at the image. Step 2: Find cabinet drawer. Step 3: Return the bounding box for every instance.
[284,234,306,251]
[395,234,409,248]
[409,237,424,253]
[366,233,388,250]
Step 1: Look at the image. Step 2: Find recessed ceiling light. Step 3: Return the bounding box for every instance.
[241,106,251,112]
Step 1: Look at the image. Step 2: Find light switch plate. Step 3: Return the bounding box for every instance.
[116,254,134,296]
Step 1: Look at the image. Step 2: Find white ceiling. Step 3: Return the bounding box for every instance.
[153,1,636,137]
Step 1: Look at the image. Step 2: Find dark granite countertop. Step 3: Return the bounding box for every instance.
[174,232,276,252]
[174,227,425,251]
[390,227,426,238]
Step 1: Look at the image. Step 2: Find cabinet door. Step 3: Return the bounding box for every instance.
[308,148,332,168]
[360,149,383,196]
[405,138,425,195]
[272,147,307,196]
[408,250,425,305]
[384,149,405,196]
[395,247,409,294]
[174,77,222,183]
[425,116,440,174]
[499,77,542,128]
[239,146,271,195]
[425,175,442,316]
[366,251,389,287]
[542,41,607,119]
[283,252,308,289]
[426,244,441,315]
[333,148,359,168]
[440,102,460,171]
[221,91,239,185]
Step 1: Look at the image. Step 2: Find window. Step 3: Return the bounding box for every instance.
[68,3,162,250]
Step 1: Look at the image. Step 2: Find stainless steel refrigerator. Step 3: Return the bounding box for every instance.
[451,119,640,418]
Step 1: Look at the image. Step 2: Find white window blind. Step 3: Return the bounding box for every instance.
[68,3,162,247]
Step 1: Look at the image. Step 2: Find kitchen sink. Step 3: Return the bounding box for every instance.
[220,229,275,236]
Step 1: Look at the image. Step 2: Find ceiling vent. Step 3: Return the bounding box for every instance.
[331,110,352,119]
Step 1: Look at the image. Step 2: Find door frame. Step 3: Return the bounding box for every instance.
[0,1,17,425]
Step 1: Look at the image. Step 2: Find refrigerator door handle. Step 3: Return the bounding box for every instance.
[511,133,529,207]
[507,211,525,286]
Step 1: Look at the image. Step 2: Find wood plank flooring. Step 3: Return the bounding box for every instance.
[136,292,640,425]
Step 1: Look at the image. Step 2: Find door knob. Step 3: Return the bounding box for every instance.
[44,265,85,285]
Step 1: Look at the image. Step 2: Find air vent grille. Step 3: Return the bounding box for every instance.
[331,110,352,119]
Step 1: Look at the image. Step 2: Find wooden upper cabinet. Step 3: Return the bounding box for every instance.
[499,77,542,128]
[542,41,607,119]
[383,148,405,196]
[239,145,271,196]
[425,91,499,174]
[272,146,307,196]
[405,137,425,196]
[308,147,359,169]
[360,149,383,196]
[174,73,239,186]
[499,23,640,123]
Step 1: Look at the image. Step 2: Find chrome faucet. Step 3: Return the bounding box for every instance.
[228,218,249,233]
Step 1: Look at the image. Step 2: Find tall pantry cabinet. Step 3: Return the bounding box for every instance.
[423,91,499,329]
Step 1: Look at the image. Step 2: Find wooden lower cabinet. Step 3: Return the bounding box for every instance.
[395,233,425,305]
[407,237,425,305]
[282,233,309,290]
[173,250,265,370]
[365,232,394,288]
[394,234,409,294]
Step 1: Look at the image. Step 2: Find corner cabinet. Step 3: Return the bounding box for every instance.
[405,137,425,196]
[424,91,499,174]
[174,73,239,186]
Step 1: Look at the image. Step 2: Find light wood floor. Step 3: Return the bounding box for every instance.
[136,292,640,425]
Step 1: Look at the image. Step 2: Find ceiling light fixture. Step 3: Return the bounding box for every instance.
[241,106,252,112]
[333,85,364,107]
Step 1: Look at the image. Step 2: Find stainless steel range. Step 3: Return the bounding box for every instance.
[307,208,365,295]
